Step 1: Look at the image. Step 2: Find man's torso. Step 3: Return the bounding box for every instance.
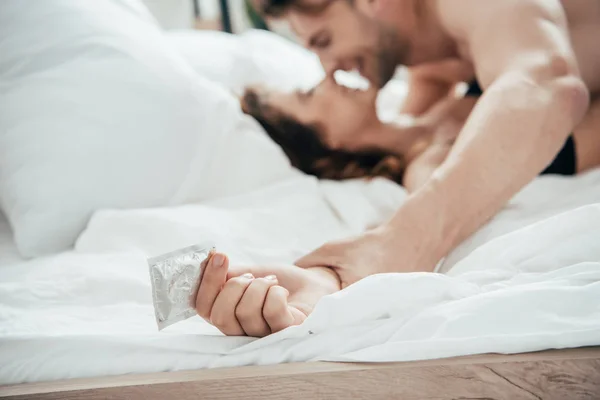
[434,0,600,93]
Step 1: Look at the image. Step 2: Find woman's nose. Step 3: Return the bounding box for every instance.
[320,57,339,77]
[323,73,336,85]
[320,54,356,75]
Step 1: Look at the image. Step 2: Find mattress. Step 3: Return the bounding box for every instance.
[1,171,600,385]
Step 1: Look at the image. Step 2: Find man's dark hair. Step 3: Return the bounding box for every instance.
[241,88,406,183]
[253,0,343,17]
[253,0,294,16]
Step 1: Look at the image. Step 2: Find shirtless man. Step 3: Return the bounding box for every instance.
[194,0,600,337]
[278,0,600,285]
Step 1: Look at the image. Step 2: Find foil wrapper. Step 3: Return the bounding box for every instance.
[148,242,215,330]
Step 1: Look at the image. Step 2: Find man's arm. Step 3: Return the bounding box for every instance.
[397,0,590,262]
[403,144,451,193]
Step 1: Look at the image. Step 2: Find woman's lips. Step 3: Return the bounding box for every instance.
[356,58,365,79]
[338,84,361,94]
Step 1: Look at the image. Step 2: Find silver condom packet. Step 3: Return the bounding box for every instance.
[148,242,215,330]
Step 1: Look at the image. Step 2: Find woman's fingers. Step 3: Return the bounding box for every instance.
[210,273,254,336]
[235,276,279,337]
[195,253,228,320]
[263,286,299,333]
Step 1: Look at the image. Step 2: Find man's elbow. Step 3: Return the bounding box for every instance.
[538,54,590,124]
[553,75,590,125]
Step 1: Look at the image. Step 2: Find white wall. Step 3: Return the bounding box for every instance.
[140,0,252,32]
[141,0,194,29]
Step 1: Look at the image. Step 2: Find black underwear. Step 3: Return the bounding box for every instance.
[466,81,576,175]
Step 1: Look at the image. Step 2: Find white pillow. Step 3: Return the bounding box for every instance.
[0,0,294,257]
[166,29,324,93]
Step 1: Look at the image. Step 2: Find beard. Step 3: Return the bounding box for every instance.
[375,49,399,88]
[373,26,407,88]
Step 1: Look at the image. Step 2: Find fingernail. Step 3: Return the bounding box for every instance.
[241,273,254,279]
[265,275,277,281]
[211,254,225,268]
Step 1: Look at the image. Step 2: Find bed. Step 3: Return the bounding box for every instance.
[1,1,599,399]
[1,170,600,399]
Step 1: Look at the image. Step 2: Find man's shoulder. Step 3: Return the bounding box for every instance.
[433,0,561,38]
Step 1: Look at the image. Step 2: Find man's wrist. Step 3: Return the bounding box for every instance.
[306,266,342,292]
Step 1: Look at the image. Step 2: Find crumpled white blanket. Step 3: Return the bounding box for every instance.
[1,170,599,384]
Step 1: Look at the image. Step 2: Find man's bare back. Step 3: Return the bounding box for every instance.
[561,0,600,91]
[433,0,600,94]
[406,0,600,172]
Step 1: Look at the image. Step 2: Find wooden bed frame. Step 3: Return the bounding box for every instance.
[2,346,599,400]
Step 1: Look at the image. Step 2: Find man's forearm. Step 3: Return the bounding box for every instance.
[389,72,589,268]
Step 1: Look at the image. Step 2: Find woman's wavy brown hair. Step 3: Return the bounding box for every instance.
[241,88,406,184]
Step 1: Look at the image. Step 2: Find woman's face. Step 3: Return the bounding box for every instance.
[259,77,380,150]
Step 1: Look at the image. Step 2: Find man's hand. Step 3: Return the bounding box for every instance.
[195,253,340,337]
[295,224,440,288]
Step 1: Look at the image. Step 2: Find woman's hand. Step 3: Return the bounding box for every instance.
[195,253,341,337]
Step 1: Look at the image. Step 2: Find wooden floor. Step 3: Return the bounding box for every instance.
[1,347,599,400]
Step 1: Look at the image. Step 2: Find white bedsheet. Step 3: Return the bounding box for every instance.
[1,170,600,384]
